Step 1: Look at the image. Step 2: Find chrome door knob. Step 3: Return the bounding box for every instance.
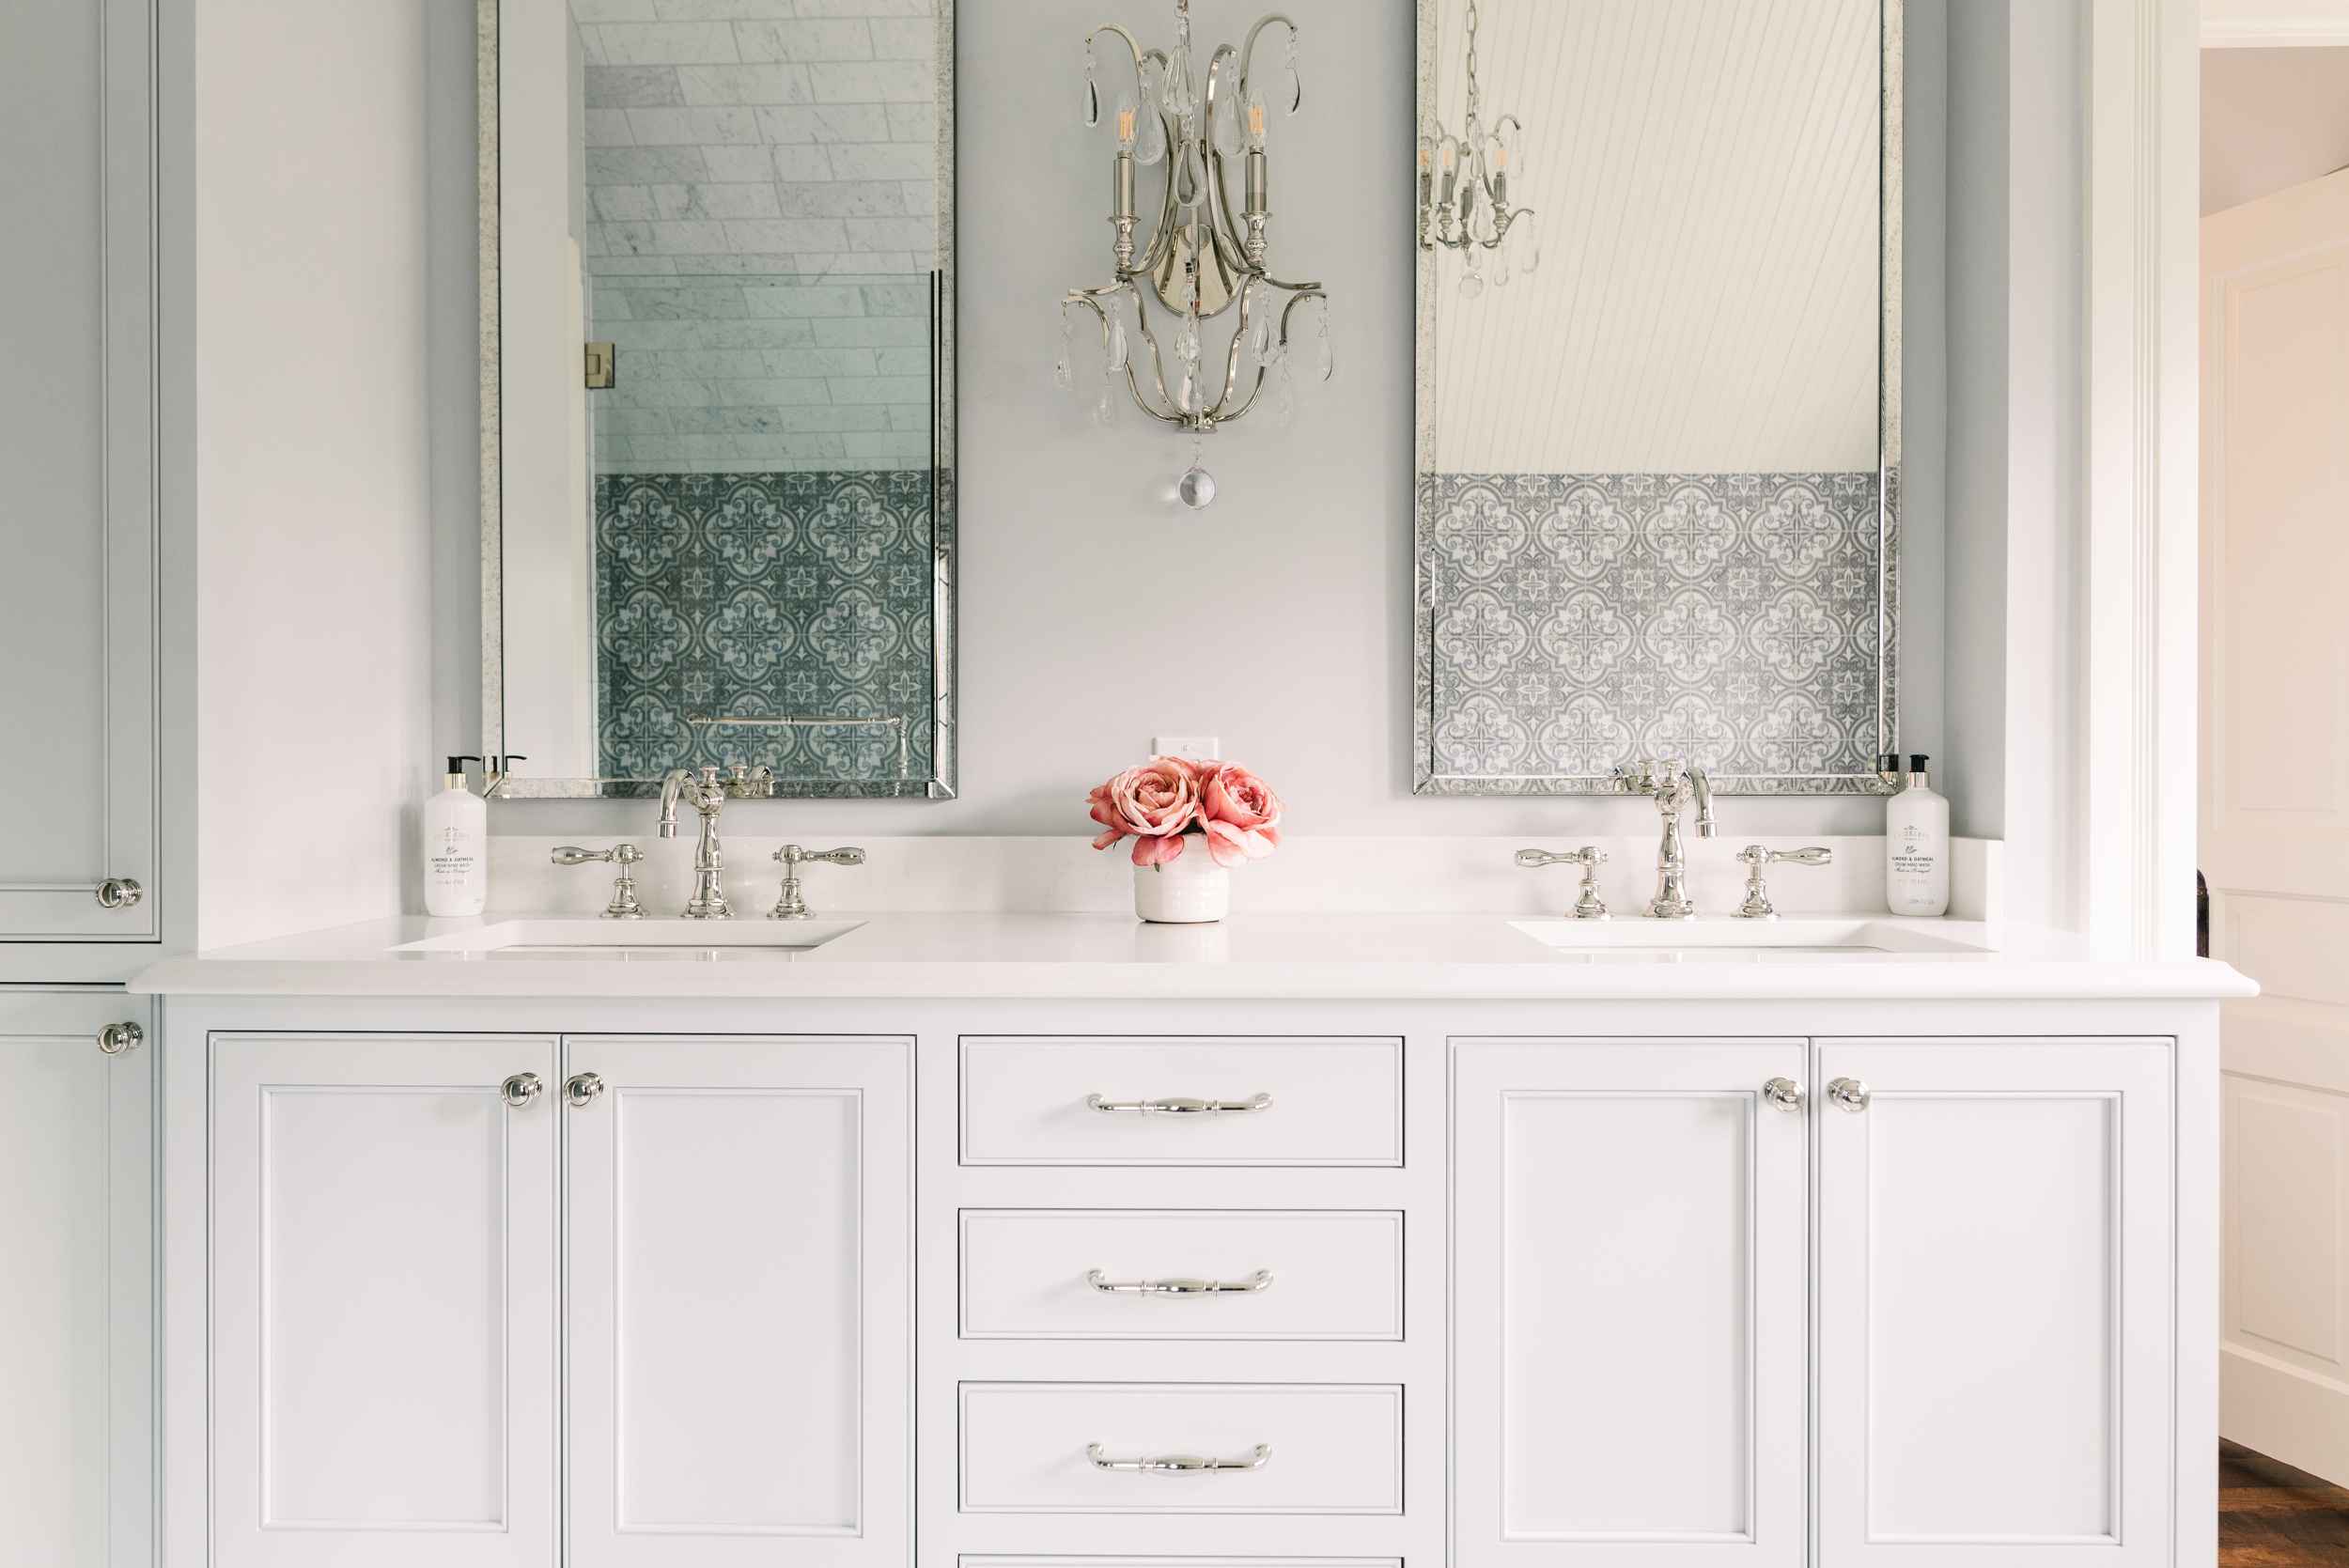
[564,1072,606,1108]
[501,1072,544,1109]
[96,877,142,910]
[97,1021,144,1056]
[1827,1077,1871,1113]
[1762,1076,1804,1111]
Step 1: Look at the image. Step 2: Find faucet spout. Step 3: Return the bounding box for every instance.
[1687,765,1716,839]
[657,768,690,840]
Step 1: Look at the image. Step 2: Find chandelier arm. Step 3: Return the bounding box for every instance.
[1203,274,1260,420]
[1086,23,1148,104]
[1256,272,1322,293]
[1123,284,1194,426]
[1236,13,1299,104]
[1066,289,1188,427]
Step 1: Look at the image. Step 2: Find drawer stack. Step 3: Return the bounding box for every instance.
[956,1035,1411,1564]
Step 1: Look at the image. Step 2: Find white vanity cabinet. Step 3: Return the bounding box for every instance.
[0,991,151,1568]
[1455,1034,2178,1568]
[202,1031,910,1568]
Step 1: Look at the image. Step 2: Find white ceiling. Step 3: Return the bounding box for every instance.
[1426,0,1881,475]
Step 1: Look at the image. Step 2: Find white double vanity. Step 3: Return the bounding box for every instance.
[101,912,2248,1568]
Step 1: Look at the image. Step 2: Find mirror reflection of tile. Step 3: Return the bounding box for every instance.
[593,470,938,784]
[1422,472,1888,782]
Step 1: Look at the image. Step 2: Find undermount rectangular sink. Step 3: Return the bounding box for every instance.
[1509,917,1990,960]
[394,918,864,961]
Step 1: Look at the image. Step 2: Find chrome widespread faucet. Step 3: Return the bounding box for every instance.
[659,766,738,919]
[1616,757,1716,920]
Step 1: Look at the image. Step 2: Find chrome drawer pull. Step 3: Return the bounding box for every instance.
[1084,1093,1272,1116]
[1086,1442,1271,1474]
[1085,1268,1274,1296]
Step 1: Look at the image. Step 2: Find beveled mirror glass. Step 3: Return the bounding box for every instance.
[1414,0,1899,796]
[481,0,955,799]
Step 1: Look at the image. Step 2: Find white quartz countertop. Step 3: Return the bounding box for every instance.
[129,911,2258,1002]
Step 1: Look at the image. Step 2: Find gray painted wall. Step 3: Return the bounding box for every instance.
[438,0,1952,845]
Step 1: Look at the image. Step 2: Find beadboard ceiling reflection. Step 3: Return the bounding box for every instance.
[1427,0,1882,474]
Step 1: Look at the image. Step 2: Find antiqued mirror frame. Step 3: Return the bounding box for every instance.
[1411,0,1902,797]
[477,0,958,800]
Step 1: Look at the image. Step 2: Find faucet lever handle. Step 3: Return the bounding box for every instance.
[1734,845,1834,921]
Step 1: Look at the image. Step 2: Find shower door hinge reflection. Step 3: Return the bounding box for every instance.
[583,342,616,390]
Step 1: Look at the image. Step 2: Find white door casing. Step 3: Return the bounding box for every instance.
[0,991,151,1568]
[0,0,158,940]
[209,1033,560,1568]
[562,1034,911,1568]
[1814,1037,2172,1566]
[1452,1038,1810,1568]
[2202,165,2349,1484]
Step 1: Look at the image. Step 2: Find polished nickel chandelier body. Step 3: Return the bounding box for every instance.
[1418,0,1536,296]
[1058,0,1330,506]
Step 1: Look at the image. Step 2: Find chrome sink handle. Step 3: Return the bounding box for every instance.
[770,845,867,921]
[551,844,646,920]
[1733,844,1833,920]
[1086,1268,1273,1296]
[1516,846,1609,919]
[1085,1093,1272,1116]
[1087,1443,1271,1474]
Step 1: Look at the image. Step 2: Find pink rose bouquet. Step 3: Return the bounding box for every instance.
[1089,756,1285,869]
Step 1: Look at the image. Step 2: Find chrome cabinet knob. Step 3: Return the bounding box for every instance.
[501,1072,544,1109]
[97,1021,144,1056]
[564,1072,606,1108]
[1087,1442,1271,1474]
[1827,1077,1870,1113]
[95,877,142,910]
[1762,1076,1803,1111]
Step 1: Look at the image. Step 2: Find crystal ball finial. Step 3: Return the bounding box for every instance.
[1176,464,1217,509]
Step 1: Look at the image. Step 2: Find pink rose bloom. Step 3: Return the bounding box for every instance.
[1088,757,1202,866]
[1198,763,1283,867]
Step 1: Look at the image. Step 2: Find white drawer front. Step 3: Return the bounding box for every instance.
[964,1559,1399,1568]
[960,1038,1402,1167]
[958,1383,1403,1514]
[960,1209,1404,1341]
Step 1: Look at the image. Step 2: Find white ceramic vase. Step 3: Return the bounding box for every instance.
[1132,841,1230,924]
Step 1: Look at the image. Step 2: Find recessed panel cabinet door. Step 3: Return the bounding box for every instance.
[0,992,151,1567]
[210,1034,561,1568]
[0,0,157,940]
[1815,1038,2172,1567]
[562,1035,911,1568]
[1453,1038,1810,1568]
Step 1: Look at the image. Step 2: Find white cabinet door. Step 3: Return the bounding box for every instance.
[1453,1038,1810,1568]
[1815,1038,2172,1567]
[210,1033,560,1568]
[0,0,158,940]
[562,1034,911,1568]
[0,992,150,1567]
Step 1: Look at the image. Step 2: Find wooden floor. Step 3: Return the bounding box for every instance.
[2226,1440,2349,1564]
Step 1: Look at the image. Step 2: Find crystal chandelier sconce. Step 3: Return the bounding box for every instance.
[1417,0,1536,298]
[1057,0,1332,509]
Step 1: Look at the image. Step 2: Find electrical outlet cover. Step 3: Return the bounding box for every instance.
[1153,735,1221,762]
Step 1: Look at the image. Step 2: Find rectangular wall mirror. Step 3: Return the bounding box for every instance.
[1414,0,1899,796]
[481,0,956,799]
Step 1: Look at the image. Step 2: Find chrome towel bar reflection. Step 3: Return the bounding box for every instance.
[1084,1093,1273,1116]
[1085,1268,1273,1296]
[1086,1443,1272,1475]
[685,713,910,781]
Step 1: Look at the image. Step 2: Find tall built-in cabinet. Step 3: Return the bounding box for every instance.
[1,0,165,1562]
[0,0,161,949]
[0,991,153,1567]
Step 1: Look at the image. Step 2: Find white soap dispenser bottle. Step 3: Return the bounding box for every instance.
[1884,753,1950,917]
[424,754,490,917]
